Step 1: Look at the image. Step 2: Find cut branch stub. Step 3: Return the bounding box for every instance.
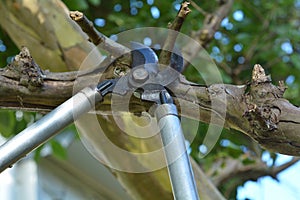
[249,64,286,101]
[2,47,44,90]
[69,11,104,45]
[178,2,191,18]
[251,64,271,84]
[244,64,284,132]
[69,11,130,58]
[243,64,300,155]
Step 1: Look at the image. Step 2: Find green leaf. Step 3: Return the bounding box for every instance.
[0,110,16,137]
[236,33,251,42]
[242,158,256,165]
[62,0,89,10]
[51,140,67,159]
[227,147,243,159]
[33,145,44,162]
[290,54,300,70]
[88,0,101,6]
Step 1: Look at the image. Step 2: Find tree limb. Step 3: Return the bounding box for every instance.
[1,48,300,157]
[189,0,208,16]
[272,157,300,175]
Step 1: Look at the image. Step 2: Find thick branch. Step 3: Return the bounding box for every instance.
[1,49,300,157]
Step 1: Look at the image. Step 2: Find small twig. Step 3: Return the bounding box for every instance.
[69,11,130,58]
[272,157,300,175]
[195,0,233,46]
[69,11,102,45]
[158,2,191,67]
[190,0,208,16]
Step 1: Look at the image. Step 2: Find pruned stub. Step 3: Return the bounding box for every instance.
[6,47,44,90]
[243,64,292,152]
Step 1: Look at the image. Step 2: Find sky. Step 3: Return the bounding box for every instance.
[237,154,300,200]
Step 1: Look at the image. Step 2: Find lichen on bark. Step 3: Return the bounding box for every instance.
[2,47,44,90]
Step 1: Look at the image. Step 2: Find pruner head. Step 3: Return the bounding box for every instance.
[112,42,181,97]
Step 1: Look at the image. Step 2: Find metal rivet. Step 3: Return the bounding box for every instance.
[132,68,149,83]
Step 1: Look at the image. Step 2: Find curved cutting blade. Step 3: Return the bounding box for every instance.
[131,41,158,74]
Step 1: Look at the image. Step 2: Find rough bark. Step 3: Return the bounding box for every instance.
[1,48,300,157]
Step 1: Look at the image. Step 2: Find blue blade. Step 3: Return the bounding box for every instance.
[131,41,158,74]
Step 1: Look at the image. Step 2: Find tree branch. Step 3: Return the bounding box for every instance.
[209,155,300,198]
[158,2,191,67]
[0,0,95,71]
[1,48,300,157]
[69,11,130,58]
[182,0,234,69]
[189,0,208,16]
[272,157,300,175]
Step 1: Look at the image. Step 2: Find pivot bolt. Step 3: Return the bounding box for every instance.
[132,68,149,83]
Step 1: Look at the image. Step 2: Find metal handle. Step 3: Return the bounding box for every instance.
[155,104,199,200]
[0,87,102,172]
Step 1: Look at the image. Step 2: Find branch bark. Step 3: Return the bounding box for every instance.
[1,48,300,157]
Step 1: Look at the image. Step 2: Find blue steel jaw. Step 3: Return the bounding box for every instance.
[130,41,159,74]
[113,42,181,96]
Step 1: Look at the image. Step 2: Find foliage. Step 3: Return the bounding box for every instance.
[0,0,300,199]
